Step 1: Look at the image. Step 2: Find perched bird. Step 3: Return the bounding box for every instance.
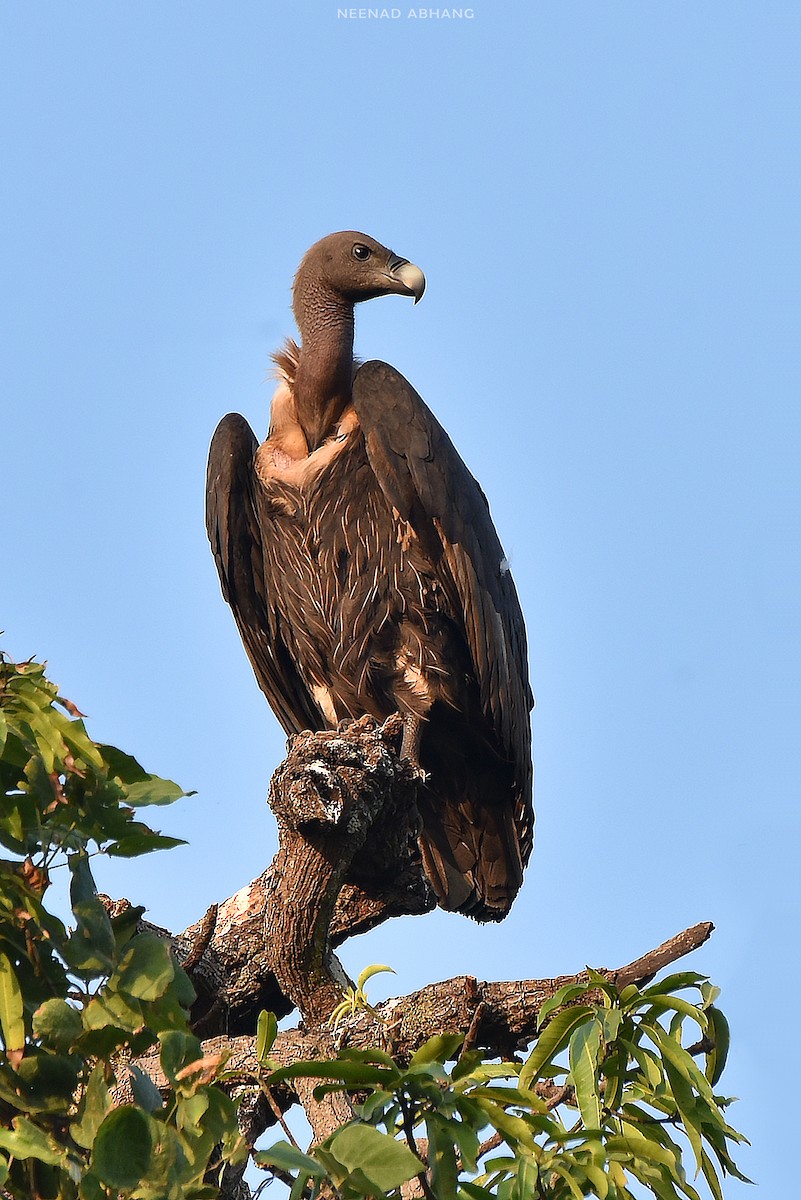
[206,232,533,920]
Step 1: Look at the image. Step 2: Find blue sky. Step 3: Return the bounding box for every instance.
[3,1,800,1192]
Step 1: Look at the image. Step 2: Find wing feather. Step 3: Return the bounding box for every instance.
[352,361,534,866]
[205,413,321,736]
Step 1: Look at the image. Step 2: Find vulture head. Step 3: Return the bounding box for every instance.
[293,232,425,329]
[286,231,425,451]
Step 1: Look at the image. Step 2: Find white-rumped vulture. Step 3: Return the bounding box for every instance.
[206,232,533,921]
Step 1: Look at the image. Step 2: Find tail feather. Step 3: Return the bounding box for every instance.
[416,777,525,922]
[414,704,528,921]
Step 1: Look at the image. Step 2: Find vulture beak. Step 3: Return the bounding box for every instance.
[388,256,426,304]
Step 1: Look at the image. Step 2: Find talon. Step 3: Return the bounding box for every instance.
[381,711,406,741]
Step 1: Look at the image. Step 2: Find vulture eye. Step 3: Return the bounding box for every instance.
[352,244,372,261]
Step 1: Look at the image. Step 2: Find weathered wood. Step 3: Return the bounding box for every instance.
[173,716,435,1035]
[261,714,426,1023]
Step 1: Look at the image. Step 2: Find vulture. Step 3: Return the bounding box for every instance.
[206,232,534,921]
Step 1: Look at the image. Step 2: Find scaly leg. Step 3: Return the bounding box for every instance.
[400,712,429,780]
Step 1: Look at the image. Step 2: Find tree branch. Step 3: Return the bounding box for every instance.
[131,919,714,1105]
[103,721,715,1197]
[169,716,436,1036]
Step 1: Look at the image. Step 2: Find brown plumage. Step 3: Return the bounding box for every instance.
[206,232,534,921]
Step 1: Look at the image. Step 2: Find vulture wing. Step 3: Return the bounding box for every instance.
[206,413,321,736]
[352,361,534,915]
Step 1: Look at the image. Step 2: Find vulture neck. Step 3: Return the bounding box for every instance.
[293,288,355,453]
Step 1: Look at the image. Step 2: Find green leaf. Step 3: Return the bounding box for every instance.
[178,1090,209,1128]
[700,983,721,1009]
[15,1052,79,1111]
[470,1084,545,1109]
[0,952,25,1059]
[115,933,175,1000]
[0,1115,69,1167]
[473,1097,536,1151]
[170,959,197,1008]
[79,1173,114,1200]
[32,998,83,1052]
[92,1106,154,1189]
[642,995,708,1032]
[612,1127,681,1171]
[536,982,591,1027]
[68,897,116,971]
[108,903,146,953]
[460,1184,496,1200]
[105,833,186,856]
[452,1048,486,1081]
[513,1154,541,1200]
[267,1059,396,1089]
[569,1018,602,1131]
[519,1005,594,1090]
[702,1119,752,1184]
[69,853,98,907]
[598,1007,622,1044]
[449,1113,480,1174]
[705,1006,730,1086]
[82,988,145,1034]
[601,1043,626,1113]
[646,1022,718,1109]
[0,654,242,1185]
[549,1161,585,1200]
[255,1140,326,1179]
[628,1040,664,1090]
[0,801,28,854]
[356,1089,395,1122]
[160,1030,203,1086]
[356,963,395,991]
[124,777,187,807]
[585,966,617,999]
[257,1010,278,1063]
[700,1147,725,1200]
[328,1124,423,1191]
[129,1064,164,1113]
[640,973,708,998]
[289,1173,314,1200]
[339,1045,400,1071]
[72,1063,112,1150]
[427,1112,459,1200]
[97,744,149,783]
[645,1029,705,1173]
[582,1162,609,1198]
[410,1033,464,1066]
[625,1160,688,1200]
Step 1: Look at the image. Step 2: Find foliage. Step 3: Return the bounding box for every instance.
[257,969,748,1200]
[328,965,396,1029]
[0,652,245,1198]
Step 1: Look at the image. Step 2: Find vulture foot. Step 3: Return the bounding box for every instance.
[336,714,378,736]
[399,712,430,782]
